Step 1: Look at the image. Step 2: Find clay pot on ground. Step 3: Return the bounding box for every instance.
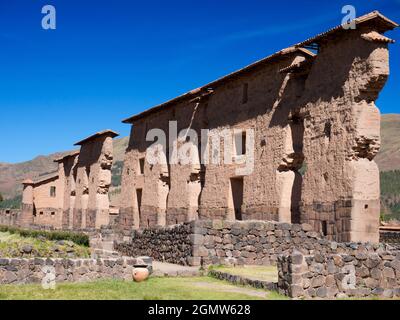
[132,267,149,282]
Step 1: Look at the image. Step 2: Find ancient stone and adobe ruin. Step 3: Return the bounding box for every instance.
[117,11,398,244]
[1,11,400,299]
[0,11,398,241]
[17,130,119,231]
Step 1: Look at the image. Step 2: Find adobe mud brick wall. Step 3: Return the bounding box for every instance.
[118,12,400,245]
[278,248,400,299]
[0,257,139,285]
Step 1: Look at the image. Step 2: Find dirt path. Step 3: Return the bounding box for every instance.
[152,261,201,277]
[192,281,268,298]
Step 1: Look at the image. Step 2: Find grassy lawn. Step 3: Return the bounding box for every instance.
[0,231,90,258]
[0,277,287,300]
[210,265,278,282]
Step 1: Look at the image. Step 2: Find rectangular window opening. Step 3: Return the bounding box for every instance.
[139,158,145,175]
[230,177,244,221]
[235,131,247,156]
[50,186,56,198]
[136,188,143,218]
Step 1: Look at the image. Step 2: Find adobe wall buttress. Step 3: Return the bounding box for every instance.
[19,180,34,228]
[59,154,79,230]
[299,29,390,243]
[73,131,117,230]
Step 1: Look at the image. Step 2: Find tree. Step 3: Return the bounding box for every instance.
[0,193,3,202]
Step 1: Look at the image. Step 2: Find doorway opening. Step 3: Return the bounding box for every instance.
[290,114,305,224]
[321,221,328,236]
[136,188,143,222]
[230,177,244,220]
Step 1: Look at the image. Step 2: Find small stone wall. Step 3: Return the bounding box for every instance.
[190,220,334,266]
[115,223,193,265]
[209,269,277,291]
[277,249,400,299]
[0,209,21,227]
[114,220,360,266]
[380,230,400,244]
[0,257,139,285]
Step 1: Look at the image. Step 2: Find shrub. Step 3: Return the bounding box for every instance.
[0,225,89,246]
[0,195,22,209]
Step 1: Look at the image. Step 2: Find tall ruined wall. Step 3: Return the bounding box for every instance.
[119,50,313,232]
[60,155,79,230]
[19,182,34,228]
[299,27,390,242]
[198,58,307,224]
[119,111,171,230]
[118,18,396,244]
[73,135,114,230]
[13,133,115,232]
[74,143,95,229]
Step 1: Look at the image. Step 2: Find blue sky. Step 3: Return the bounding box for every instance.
[0,0,399,163]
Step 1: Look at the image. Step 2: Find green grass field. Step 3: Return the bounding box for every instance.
[0,277,287,300]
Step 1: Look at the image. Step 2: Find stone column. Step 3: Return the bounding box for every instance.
[94,136,113,229]
[19,179,35,228]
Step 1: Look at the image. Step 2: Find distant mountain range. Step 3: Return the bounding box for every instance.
[375,114,400,172]
[0,114,399,202]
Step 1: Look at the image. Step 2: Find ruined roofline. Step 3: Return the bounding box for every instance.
[295,10,398,48]
[74,129,119,146]
[22,179,34,185]
[122,47,315,124]
[122,11,398,125]
[30,172,59,185]
[53,150,80,163]
[361,31,395,44]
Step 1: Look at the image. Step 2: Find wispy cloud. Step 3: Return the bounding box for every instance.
[192,12,340,50]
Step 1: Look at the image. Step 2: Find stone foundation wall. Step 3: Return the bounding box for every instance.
[113,220,369,266]
[277,249,400,299]
[380,230,400,244]
[0,257,139,285]
[188,220,400,267]
[190,220,338,266]
[115,223,193,265]
[300,200,353,242]
[115,220,400,268]
[209,269,277,291]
